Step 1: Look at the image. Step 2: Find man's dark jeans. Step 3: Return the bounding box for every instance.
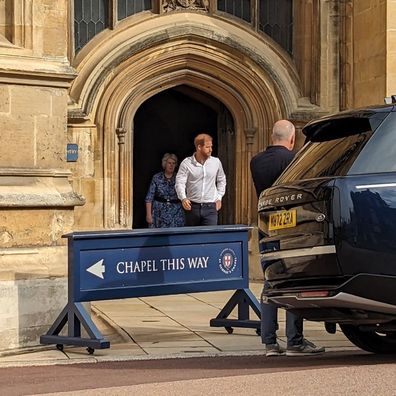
[261,281,303,347]
[184,202,218,226]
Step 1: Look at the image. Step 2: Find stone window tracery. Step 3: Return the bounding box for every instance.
[73,0,293,56]
[216,0,293,55]
[74,0,153,53]
[258,0,293,55]
[74,0,109,53]
[217,0,251,23]
[118,0,152,20]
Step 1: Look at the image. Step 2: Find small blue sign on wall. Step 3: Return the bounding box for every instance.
[66,143,78,162]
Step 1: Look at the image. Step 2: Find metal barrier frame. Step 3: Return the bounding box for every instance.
[40,226,260,353]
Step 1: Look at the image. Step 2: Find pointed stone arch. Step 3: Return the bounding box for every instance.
[68,13,307,228]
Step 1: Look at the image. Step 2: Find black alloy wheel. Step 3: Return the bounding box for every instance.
[340,324,396,354]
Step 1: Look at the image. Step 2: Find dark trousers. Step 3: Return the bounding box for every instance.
[184,202,218,226]
[261,281,304,347]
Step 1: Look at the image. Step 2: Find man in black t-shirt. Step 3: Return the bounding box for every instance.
[250,119,324,357]
[250,121,295,197]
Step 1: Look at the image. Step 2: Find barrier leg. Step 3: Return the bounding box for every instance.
[40,302,110,353]
[210,288,261,334]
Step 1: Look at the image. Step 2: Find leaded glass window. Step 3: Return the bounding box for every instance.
[118,0,152,21]
[259,0,293,55]
[73,1,294,56]
[74,0,108,53]
[217,0,251,23]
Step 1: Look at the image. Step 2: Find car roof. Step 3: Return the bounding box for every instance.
[303,104,396,140]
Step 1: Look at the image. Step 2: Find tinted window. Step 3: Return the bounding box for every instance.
[348,112,396,174]
[277,115,390,183]
[303,114,380,141]
[277,133,372,182]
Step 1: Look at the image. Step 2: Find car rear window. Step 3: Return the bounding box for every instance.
[348,112,396,174]
[277,113,390,183]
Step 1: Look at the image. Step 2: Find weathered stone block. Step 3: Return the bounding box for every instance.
[0,208,73,247]
[0,244,68,351]
[34,0,68,57]
[67,126,95,178]
[0,277,67,351]
[0,85,10,113]
[0,117,35,167]
[51,90,68,118]
[35,115,67,168]
[11,85,52,116]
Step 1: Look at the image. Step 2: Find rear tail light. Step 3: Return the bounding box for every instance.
[298,291,330,298]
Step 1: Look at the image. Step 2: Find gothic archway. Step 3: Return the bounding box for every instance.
[132,85,235,229]
[68,13,308,229]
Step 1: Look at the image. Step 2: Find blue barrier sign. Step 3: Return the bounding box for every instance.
[81,242,242,294]
[41,226,260,353]
[69,226,249,302]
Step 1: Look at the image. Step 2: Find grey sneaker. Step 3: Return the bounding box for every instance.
[286,339,325,356]
[266,343,286,357]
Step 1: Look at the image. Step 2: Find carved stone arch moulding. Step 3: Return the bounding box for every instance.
[100,67,278,228]
[69,15,304,228]
[70,14,302,122]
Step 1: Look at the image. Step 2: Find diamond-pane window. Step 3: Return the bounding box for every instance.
[118,0,152,20]
[74,0,108,53]
[259,0,293,55]
[217,0,251,23]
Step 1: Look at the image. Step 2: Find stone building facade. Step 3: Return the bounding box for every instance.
[0,0,394,351]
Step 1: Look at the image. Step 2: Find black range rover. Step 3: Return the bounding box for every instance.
[258,105,396,354]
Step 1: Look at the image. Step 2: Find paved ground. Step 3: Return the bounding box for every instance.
[1,352,396,395]
[0,283,357,368]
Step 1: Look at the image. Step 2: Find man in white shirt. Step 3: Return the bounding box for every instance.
[175,133,226,226]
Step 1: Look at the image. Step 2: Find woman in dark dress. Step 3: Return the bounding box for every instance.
[145,153,185,228]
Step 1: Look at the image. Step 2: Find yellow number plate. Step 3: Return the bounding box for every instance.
[268,209,297,231]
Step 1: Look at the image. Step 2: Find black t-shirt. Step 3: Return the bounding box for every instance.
[250,145,295,198]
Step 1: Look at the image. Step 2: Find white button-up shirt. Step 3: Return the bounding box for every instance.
[175,155,226,203]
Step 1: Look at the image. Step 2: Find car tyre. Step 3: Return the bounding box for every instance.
[340,324,396,354]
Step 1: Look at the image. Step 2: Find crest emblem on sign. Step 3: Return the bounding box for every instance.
[219,248,237,274]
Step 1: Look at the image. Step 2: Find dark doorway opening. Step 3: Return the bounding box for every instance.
[133,85,235,229]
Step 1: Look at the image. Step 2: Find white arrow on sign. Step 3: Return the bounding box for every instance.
[86,259,105,279]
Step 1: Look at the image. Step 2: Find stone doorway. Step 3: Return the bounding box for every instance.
[132,85,235,228]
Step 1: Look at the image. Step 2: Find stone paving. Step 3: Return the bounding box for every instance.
[0,283,357,367]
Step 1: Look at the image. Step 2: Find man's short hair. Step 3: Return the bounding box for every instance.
[194,133,212,148]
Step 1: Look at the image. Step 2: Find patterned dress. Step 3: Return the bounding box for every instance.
[145,172,185,228]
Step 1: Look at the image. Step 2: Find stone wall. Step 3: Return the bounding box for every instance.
[67,124,104,230]
[352,0,386,107]
[0,85,67,168]
[0,0,83,351]
[386,0,396,95]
